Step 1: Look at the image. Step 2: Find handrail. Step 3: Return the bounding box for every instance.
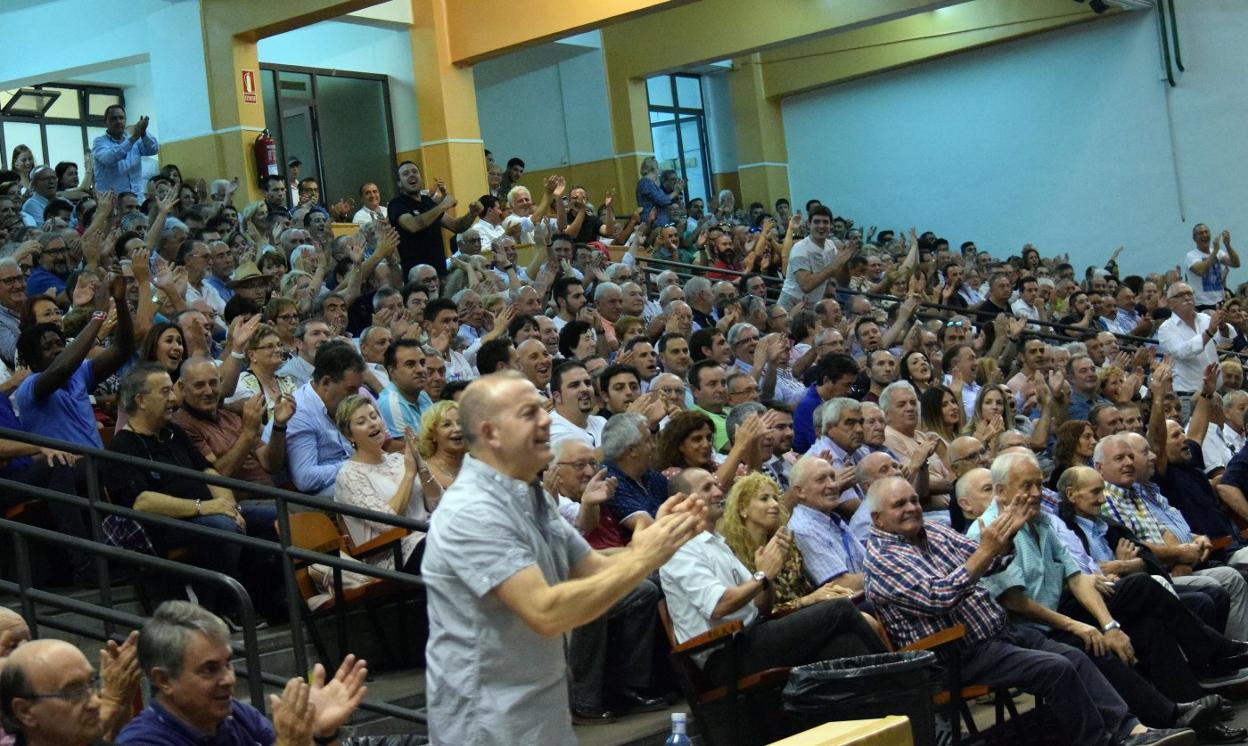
[1157,1,1176,86]
[0,423,427,686]
[1167,0,1184,72]
[0,516,266,710]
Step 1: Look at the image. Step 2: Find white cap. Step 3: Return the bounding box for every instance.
[672,712,687,723]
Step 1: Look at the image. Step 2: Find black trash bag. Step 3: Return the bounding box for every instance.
[782,650,943,716]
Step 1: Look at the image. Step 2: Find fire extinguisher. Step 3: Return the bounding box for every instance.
[253,129,278,183]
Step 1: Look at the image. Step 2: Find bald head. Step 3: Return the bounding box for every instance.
[855,451,899,488]
[954,467,993,522]
[948,436,987,475]
[457,370,552,482]
[1,639,101,745]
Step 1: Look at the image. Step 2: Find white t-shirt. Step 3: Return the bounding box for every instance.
[352,205,388,225]
[778,237,836,309]
[549,411,607,448]
[1186,248,1231,307]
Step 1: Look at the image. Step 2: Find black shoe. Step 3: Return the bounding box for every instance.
[571,705,617,725]
[1122,728,1197,746]
[1173,702,1214,731]
[1195,724,1248,744]
[610,688,669,714]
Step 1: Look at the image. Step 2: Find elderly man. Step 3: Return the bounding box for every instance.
[803,398,867,511]
[970,452,1248,716]
[954,467,995,525]
[865,475,1202,746]
[602,412,669,534]
[548,439,666,723]
[118,601,365,745]
[516,338,553,393]
[173,357,292,490]
[1068,354,1111,421]
[422,371,702,744]
[1098,432,1248,641]
[550,361,607,447]
[881,381,953,507]
[106,364,279,618]
[787,456,867,590]
[0,635,143,746]
[661,466,886,689]
[1158,283,1233,418]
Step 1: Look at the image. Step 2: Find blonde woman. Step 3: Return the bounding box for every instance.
[333,396,428,573]
[720,472,854,615]
[417,400,466,507]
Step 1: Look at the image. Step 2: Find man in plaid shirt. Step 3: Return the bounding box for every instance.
[865,475,1204,746]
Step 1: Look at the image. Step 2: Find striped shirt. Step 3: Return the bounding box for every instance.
[1101,482,1168,543]
[865,523,1011,649]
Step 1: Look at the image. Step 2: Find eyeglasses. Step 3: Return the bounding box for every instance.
[1169,291,1194,300]
[952,446,989,463]
[275,313,298,322]
[22,674,101,704]
[0,275,23,285]
[557,459,601,472]
[251,343,281,352]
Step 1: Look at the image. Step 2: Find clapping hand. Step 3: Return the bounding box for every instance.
[582,468,617,507]
[271,676,316,746]
[308,655,369,740]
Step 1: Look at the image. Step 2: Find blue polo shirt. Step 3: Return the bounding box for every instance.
[14,359,102,448]
[793,384,822,455]
[117,698,275,745]
[604,461,668,527]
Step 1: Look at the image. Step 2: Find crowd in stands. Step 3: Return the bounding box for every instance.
[5,103,1248,745]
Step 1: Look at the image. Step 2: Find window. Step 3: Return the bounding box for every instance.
[259,64,396,207]
[0,83,122,172]
[645,73,712,206]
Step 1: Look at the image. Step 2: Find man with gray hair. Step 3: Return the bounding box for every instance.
[409,263,441,298]
[602,412,669,533]
[973,451,1248,722]
[863,475,1196,746]
[118,600,367,744]
[804,397,867,507]
[683,276,714,330]
[594,282,624,330]
[0,256,25,367]
[788,455,868,590]
[882,381,954,507]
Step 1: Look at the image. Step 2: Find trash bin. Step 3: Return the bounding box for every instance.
[782,651,944,746]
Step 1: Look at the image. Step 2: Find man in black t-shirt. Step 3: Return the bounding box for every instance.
[387,160,481,278]
[106,362,278,618]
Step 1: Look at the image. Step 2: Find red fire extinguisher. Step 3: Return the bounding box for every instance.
[253,129,278,183]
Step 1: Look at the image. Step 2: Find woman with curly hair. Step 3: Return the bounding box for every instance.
[720,472,856,615]
[1098,364,1141,405]
[657,409,717,473]
[417,400,464,508]
[900,351,934,394]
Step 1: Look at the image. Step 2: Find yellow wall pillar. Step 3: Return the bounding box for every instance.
[603,41,656,211]
[728,54,789,210]
[409,0,487,210]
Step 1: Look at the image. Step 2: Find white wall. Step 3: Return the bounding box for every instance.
[783,0,1248,277]
[2,0,210,142]
[258,20,421,152]
[475,43,614,169]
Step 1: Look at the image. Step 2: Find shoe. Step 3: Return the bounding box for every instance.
[571,705,617,725]
[1173,702,1214,731]
[1200,668,1248,690]
[1195,724,1248,744]
[610,688,669,714]
[1122,728,1196,746]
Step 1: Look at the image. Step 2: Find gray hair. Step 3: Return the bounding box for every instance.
[119,362,170,415]
[790,455,826,491]
[408,263,438,283]
[658,285,683,312]
[137,600,231,678]
[1224,390,1248,409]
[726,401,766,442]
[600,412,649,461]
[506,185,531,204]
[818,397,862,433]
[452,287,479,306]
[865,475,910,513]
[1063,341,1087,357]
[988,451,1039,487]
[551,437,588,463]
[684,276,711,300]
[373,286,402,310]
[606,264,632,281]
[1091,432,1132,467]
[955,467,990,503]
[457,228,479,247]
[593,282,621,302]
[655,270,679,287]
[726,322,758,347]
[878,381,916,414]
[620,280,644,298]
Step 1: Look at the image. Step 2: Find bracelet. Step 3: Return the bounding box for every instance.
[91,311,107,322]
[229,350,245,360]
[272,425,287,432]
[313,730,340,745]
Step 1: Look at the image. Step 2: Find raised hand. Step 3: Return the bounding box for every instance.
[582,468,617,507]
[98,630,141,710]
[271,676,316,746]
[631,509,705,565]
[308,655,368,739]
[274,393,296,427]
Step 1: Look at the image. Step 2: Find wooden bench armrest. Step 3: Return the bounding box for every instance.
[1211,535,1233,551]
[671,620,744,655]
[900,623,967,653]
[345,527,409,559]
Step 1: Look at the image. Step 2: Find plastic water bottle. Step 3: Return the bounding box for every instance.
[665,712,692,746]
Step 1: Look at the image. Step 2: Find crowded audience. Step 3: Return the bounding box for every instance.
[5,110,1248,744]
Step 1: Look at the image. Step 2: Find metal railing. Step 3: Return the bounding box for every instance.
[0,425,429,723]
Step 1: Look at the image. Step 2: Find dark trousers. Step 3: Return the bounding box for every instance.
[1177,582,1228,632]
[703,599,886,686]
[569,579,660,708]
[961,625,1135,746]
[1058,573,1234,703]
[2,458,90,539]
[151,501,279,615]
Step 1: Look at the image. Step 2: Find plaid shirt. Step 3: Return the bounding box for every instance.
[1101,482,1167,543]
[865,523,1011,649]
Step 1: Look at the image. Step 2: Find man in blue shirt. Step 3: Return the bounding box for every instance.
[20,166,58,227]
[377,339,433,437]
[26,232,72,303]
[602,412,668,534]
[92,105,158,195]
[788,456,866,590]
[285,341,365,495]
[793,352,858,454]
[118,600,365,746]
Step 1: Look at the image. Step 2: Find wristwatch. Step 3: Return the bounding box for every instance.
[752,570,770,589]
[1102,620,1122,633]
